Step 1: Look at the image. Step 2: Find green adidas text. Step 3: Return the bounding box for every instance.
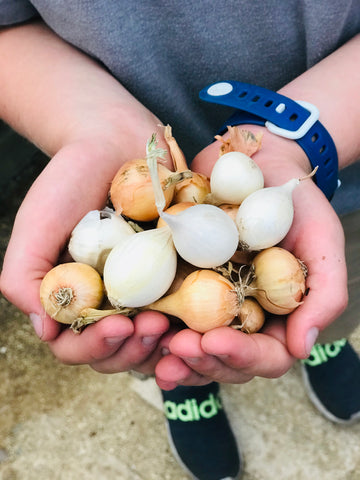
[164,393,222,421]
[302,338,347,366]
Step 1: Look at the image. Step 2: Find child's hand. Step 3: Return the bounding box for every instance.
[0,138,173,375]
[154,128,348,389]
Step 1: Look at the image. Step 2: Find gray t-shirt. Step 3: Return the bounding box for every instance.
[0,0,359,159]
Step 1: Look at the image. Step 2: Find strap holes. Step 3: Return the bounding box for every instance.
[289,113,298,122]
[319,145,326,154]
[324,157,331,166]
[311,134,319,143]
[264,100,273,107]
[251,95,260,102]
[238,91,248,98]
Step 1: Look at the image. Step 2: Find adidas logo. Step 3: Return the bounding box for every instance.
[302,338,347,367]
[164,393,222,421]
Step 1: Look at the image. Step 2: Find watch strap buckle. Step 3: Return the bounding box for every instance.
[265,100,319,140]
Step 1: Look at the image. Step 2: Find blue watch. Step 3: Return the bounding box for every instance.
[199,81,339,200]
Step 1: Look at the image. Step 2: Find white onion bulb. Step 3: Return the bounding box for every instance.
[68,210,135,273]
[235,178,299,250]
[103,227,177,308]
[146,135,239,268]
[161,204,239,268]
[210,151,264,204]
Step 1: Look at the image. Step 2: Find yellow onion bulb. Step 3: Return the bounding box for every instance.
[40,263,104,324]
[110,158,175,221]
[231,298,265,333]
[247,247,306,314]
[172,172,211,204]
[147,269,241,333]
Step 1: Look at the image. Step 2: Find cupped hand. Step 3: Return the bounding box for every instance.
[155,126,348,389]
[0,135,173,374]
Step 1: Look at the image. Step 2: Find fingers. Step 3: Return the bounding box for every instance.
[47,314,135,364]
[283,195,348,359]
[45,311,172,377]
[89,312,170,374]
[155,321,295,388]
[1,265,62,342]
[155,354,212,390]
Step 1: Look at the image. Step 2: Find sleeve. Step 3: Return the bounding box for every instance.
[0,0,39,26]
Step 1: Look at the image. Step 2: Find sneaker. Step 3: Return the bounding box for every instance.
[301,339,360,424]
[161,382,242,480]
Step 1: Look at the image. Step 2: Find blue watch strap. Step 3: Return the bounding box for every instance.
[199,81,339,200]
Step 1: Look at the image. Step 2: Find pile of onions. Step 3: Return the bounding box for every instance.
[40,125,309,334]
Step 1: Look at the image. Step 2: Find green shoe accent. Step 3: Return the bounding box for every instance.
[302,338,347,367]
[164,392,223,422]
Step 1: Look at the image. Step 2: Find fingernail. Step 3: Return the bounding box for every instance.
[29,313,43,339]
[181,356,200,365]
[305,327,319,356]
[216,354,229,360]
[104,335,127,346]
[142,334,161,347]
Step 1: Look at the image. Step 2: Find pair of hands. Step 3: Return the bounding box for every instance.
[0,127,348,390]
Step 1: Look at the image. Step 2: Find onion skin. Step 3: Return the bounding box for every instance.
[231,298,265,333]
[110,159,175,221]
[173,173,211,204]
[247,247,306,315]
[146,269,241,333]
[40,263,104,324]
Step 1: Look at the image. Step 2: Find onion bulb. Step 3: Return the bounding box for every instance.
[40,263,104,325]
[245,247,307,314]
[110,157,191,221]
[230,298,265,333]
[160,204,239,268]
[68,209,135,274]
[210,151,264,204]
[172,172,211,204]
[164,124,211,204]
[103,226,177,308]
[156,202,195,229]
[235,170,317,251]
[147,269,242,332]
[146,134,239,268]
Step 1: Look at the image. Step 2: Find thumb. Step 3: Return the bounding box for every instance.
[285,251,348,359]
[1,238,62,341]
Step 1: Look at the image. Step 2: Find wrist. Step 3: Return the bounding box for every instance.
[200,81,339,199]
[249,125,313,184]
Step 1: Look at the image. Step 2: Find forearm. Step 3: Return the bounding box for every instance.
[0,21,166,164]
[279,34,360,170]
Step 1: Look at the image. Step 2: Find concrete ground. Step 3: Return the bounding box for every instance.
[0,122,360,480]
